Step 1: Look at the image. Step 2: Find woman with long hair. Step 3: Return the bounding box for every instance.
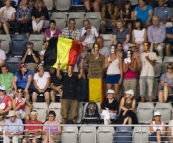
[120,1,134,32]
[31,0,49,34]
[132,18,147,53]
[13,63,33,101]
[42,110,62,143]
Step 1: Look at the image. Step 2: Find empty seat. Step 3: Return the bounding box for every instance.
[100,34,113,48]
[79,126,96,143]
[10,34,27,56]
[76,102,83,123]
[29,34,44,52]
[155,102,172,123]
[49,102,62,122]
[85,12,101,32]
[68,12,85,29]
[133,126,150,143]
[6,57,20,74]
[43,0,53,11]
[162,56,173,73]
[137,102,154,124]
[51,12,67,30]
[32,102,48,123]
[0,34,11,54]
[154,56,162,78]
[61,126,78,143]
[55,0,71,11]
[115,126,132,143]
[97,126,114,143]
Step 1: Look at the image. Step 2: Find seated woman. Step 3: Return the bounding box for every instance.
[15,0,32,37]
[13,87,33,123]
[32,63,50,106]
[31,0,49,34]
[42,110,62,143]
[158,63,173,103]
[13,63,34,101]
[100,89,119,125]
[23,110,42,143]
[118,90,138,124]
[149,111,168,143]
[44,20,61,42]
[0,0,16,34]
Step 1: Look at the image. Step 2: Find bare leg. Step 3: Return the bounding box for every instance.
[140,97,145,102]
[163,85,169,102]
[3,22,9,34]
[128,117,132,124]
[158,90,164,103]
[100,23,106,34]
[44,92,50,106]
[50,90,56,102]
[156,130,161,143]
[149,97,152,102]
[123,117,129,124]
[114,84,120,102]
[84,0,91,11]
[32,92,38,102]
[93,1,100,12]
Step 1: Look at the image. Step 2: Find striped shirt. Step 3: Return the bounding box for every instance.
[51,74,62,87]
[61,27,80,40]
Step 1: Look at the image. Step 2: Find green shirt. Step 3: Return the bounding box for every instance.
[0,72,14,93]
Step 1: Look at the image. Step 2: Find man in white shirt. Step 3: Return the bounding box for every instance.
[80,19,99,50]
[140,42,157,102]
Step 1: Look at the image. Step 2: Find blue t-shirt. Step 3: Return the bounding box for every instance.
[166,26,173,43]
[134,5,152,22]
[15,70,33,89]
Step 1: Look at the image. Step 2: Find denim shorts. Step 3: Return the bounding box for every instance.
[106,74,120,84]
[149,132,168,142]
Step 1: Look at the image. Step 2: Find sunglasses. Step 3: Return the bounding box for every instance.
[167,67,173,69]
[0,90,4,92]
[17,90,23,93]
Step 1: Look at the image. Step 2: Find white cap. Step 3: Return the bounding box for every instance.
[0,85,6,91]
[107,89,115,94]
[154,111,161,116]
[125,90,134,96]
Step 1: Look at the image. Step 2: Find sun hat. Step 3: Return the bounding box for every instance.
[107,89,115,94]
[6,110,16,117]
[129,43,136,48]
[154,111,161,116]
[0,85,6,91]
[125,90,134,96]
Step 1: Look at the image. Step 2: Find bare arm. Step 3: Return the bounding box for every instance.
[162,123,166,136]
[130,99,136,111]
[0,59,5,67]
[113,35,118,44]
[120,10,123,20]
[12,76,18,92]
[104,56,111,69]
[56,63,62,80]
[146,9,153,23]
[123,34,130,45]
[101,6,110,22]
[119,97,129,111]
[133,10,137,20]
[144,29,147,42]
[119,57,123,82]
[166,34,173,39]
[123,62,128,73]
[132,30,135,43]
[9,12,16,21]
[25,74,32,90]
[146,58,156,67]
[149,122,154,134]
[129,60,137,72]
[112,6,119,20]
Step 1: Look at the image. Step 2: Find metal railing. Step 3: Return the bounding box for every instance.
[1,124,173,143]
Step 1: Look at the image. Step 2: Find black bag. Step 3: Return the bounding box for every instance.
[85,102,99,117]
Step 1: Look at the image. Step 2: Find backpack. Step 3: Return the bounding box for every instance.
[85,102,99,117]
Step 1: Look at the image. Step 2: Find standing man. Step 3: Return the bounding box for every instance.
[60,18,80,41]
[100,0,119,34]
[20,41,39,75]
[80,19,99,50]
[57,62,83,124]
[147,16,166,57]
[140,42,157,102]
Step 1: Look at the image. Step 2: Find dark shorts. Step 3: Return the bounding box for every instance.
[106,74,120,84]
[61,99,78,119]
[33,88,50,95]
[149,132,168,142]
[160,86,173,92]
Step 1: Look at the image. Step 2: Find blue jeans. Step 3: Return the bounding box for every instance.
[78,79,88,101]
[140,76,154,98]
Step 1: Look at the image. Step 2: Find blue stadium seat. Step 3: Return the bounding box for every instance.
[10,34,27,56]
[6,57,20,74]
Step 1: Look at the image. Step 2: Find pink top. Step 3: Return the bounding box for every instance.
[124,68,137,79]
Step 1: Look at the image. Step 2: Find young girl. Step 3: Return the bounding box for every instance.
[120,1,134,32]
[13,87,33,122]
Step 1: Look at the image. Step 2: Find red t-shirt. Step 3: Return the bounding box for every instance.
[3,96,11,110]
[26,120,42,131]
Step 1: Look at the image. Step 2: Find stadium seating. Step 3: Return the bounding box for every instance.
[154,56,162,78]
[51,12,67,30]
[162,56,173,73]
[61,126,78,143]
[55,0,71,11]
[154,102,172,123]
[136,102,154,124]
[29,34,44,52]
[79,126,96,143]
[97,126,114,143]
[43,0,54,11]
[10,34,27,56]
[133,126,150,143]
[6,57,21,74]
[100,34,113,48]
[76,101,84,123]
[32,102,48,123]
[0,34,11,54]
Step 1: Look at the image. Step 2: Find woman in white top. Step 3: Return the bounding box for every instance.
[149,111,168,143]
[0,0,16,34]
[32,63,50,106]
[132,19,147,53]
[105,45,123,101]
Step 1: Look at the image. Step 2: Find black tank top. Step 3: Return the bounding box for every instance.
[105,5,114,19]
